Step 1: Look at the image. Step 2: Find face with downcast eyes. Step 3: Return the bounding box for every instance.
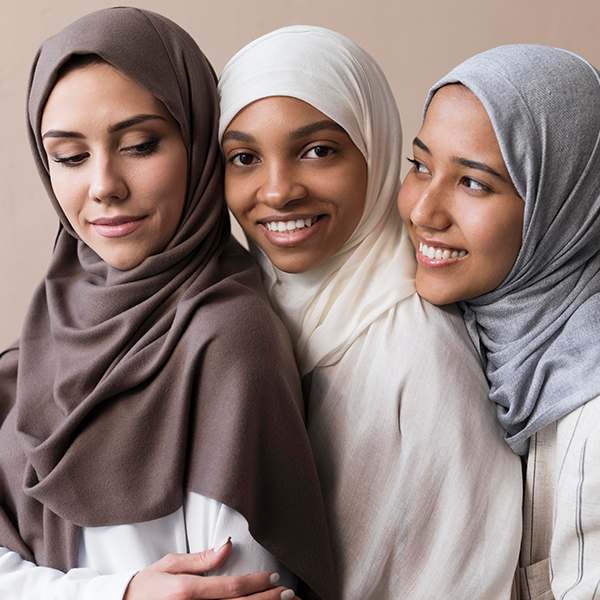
[41,62,188,270]
[397,84,525,305]
[222,96,368,274]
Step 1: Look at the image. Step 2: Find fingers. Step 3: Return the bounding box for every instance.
[177,570,281,598]
[157,537,233,575]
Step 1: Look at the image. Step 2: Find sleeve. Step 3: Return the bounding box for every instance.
[185,492,297,591]
[0,546,135,600]
[549,395,600,599]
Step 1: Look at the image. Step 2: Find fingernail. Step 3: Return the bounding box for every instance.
[270,572,280,585]
[213,536,230,553]
[280,590,295,600]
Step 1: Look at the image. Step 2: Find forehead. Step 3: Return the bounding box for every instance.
[42,63,168,127]
[420,84,500,154]
[227,96,333,130]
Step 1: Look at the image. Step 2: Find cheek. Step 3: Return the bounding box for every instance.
[224,173,250,219]
[49,170,84,224]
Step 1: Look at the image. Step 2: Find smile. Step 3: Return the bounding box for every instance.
[419,242,467,259]
[264,217,319,233]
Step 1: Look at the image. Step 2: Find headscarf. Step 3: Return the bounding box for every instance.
[219,26,416,376]
[424,45,600,455]
[0,9,335,598]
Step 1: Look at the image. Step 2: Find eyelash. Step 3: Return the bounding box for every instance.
[407,157,492,192]
[407,157,428,173]
[229,152,257,167]
[52,138,161,168]
[304,145,336,159]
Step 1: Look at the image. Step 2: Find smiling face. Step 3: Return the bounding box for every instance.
[41,61,188,270]
[222,96,368,273]
[397,84,524,305]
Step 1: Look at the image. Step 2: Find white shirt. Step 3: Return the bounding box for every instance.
[0,492,295,600]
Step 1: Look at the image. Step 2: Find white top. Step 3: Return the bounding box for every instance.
[305,295,523,600]
[520,394,600,599]
[0,492,294,599]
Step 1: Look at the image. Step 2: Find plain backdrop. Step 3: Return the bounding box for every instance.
[1,0,599,349]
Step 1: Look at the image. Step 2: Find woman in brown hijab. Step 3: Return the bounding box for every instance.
[0,8,334,600]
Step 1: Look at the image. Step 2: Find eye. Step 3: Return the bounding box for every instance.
[306,145,332,158]
[52,152,89,167]
[230,152,258,166]
[407,157,430,174]
[304,145,335,159]
[122,138,160,156]
[462,177,491,192]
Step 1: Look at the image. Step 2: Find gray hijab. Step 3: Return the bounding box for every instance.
[425,45,600,455]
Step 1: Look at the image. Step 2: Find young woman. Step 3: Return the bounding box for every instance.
[398,44,600,600]
[219,26,522,600]
[0,8,336,600]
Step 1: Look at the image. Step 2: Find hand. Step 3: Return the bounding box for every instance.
[123,538,295,600]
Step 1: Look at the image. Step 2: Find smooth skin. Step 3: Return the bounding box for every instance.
[41,62,187,271]
[41,63,296,600]
[397,84,524,305]
[223,96,367,274]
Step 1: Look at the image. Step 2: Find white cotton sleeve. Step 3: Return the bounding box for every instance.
[0,546,135,600]
[185,492,297,590]
[550,395,600,598]
[0,492,295,599]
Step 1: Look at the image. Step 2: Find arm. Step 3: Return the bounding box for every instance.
[0,542,293,600]
[0,546,135,600]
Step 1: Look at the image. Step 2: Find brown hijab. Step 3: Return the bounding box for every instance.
[0,8,335,599]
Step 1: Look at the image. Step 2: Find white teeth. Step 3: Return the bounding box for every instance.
[419,242,467,260]
[265,217,316,233]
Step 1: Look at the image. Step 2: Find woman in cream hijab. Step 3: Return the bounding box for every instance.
[220,26,522,599]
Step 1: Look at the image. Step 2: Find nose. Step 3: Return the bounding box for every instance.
[88,155,128,204]
[407,179,452,232]
[256,161,307,209]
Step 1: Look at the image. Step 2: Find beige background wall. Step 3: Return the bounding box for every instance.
[1,0,599,349]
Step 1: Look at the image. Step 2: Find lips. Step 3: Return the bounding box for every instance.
[90,215,146,238]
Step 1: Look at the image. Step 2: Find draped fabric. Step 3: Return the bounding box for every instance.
[219,25,416,376]
[425,45,600,455]
[0,9,335,598]
[219,27,523,599]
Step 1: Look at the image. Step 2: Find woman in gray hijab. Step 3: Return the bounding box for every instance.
[0,7,335,600]
[399,44,600,599]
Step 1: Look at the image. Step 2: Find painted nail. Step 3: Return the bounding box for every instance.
[213,536,231,553]
[270,572,280,585]
[280,590,295,600]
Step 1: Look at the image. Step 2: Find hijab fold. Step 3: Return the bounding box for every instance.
[425,45,600,455]
[219,26,416,376]
[0,10,335,598]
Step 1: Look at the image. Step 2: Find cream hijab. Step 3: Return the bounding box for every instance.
[219,26,416,375]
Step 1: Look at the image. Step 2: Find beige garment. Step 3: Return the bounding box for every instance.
[519,394,600,600]
[305,295,522,600]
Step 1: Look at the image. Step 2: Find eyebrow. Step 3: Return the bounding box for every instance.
[222,120,347,145]
[42,114,166,140]
[413,136,509,183]
[290,120,347,139]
